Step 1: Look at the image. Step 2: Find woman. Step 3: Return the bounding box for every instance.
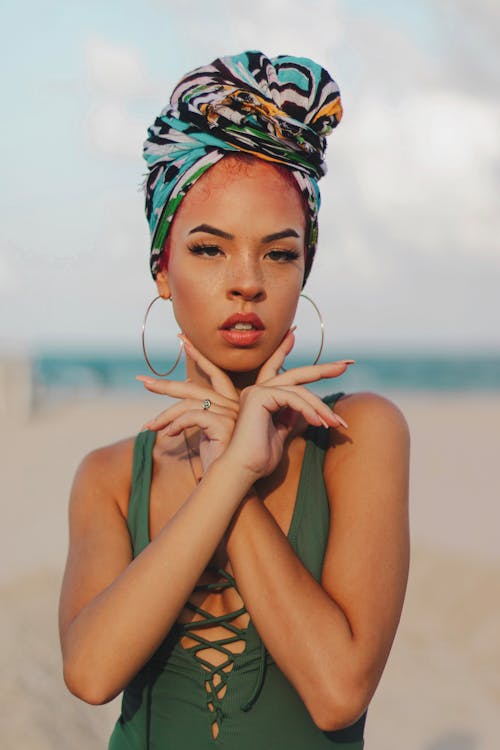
[59,51,409,749]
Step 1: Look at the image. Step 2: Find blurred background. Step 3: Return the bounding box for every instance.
[0,1,499,749]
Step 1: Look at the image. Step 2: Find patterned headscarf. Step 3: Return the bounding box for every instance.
[143,50,342,283]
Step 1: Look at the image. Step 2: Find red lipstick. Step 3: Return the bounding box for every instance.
[219,313,265,347]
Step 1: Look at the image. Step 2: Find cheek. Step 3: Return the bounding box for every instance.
[169,272,221,332]
[273,272,302,309]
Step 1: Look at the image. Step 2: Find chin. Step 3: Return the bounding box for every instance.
[210,347,269,375]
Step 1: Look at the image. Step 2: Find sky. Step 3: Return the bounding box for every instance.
[0,0,499,355]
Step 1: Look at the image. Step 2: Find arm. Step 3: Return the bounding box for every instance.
[225,392,410,731]
[60,335,337,706]
[59,441,256,705]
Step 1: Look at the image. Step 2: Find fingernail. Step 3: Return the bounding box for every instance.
[319,417,330,429]
[289,325,297,333]
[335,415,349,429]
[343,360,356,365]
[136,375,156,385]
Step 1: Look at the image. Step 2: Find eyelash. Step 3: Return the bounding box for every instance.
[266,249,300,262]
[188,243,299,263]
[188,243,223,257]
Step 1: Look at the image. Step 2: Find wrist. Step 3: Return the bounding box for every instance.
[203,450,259,502]
[213,447,261,490]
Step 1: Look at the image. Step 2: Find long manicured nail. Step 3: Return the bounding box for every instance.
[342,360,356,365]
[334,414,349,429]
[136,375,156,385]
[289,325,297,333]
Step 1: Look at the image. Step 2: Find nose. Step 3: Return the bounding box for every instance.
[226,255,265,302]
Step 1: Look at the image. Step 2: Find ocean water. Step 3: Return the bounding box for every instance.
[33,349,500,399]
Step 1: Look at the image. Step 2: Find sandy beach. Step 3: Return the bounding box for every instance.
[1,391,499,749]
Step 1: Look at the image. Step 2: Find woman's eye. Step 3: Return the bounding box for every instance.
[266,249,300,262]
[188,243,223,257]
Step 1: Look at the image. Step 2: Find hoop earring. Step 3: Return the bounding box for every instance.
[141,296,183,377]
[285,293,324,369]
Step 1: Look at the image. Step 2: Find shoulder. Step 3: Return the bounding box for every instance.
[325,391,410,483]
[75,436,136,488]
[333,391,409,438]
[71,436,137,522]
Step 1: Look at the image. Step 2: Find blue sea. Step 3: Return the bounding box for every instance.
[33,349,500,399]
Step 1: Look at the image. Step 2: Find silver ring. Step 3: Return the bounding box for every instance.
[201,399,212,410]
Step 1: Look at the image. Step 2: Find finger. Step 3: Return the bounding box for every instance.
[248,386,348,430]
[141,399,235,432]
[242,386,326,429]
[256,329,295,383]
[274,388,348,429]
[179,335,238,399]
[136,375,239,411]
[274,384,348,428]
[268,388,333,429]
[264,360,355,387]
[161,410,235,440]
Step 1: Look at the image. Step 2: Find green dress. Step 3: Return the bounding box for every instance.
[109,394,366,749]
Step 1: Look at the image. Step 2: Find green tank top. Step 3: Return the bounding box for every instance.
[109,394,366,749]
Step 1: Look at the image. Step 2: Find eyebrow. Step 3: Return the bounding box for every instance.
[188,224,300,243]
[261,229,300,243]
[188,224,233,240]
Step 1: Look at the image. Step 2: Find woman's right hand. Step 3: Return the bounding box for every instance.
[137,331,353,480]
[135,331,299,473]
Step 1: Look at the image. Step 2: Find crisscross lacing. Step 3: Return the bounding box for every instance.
[178,567,249,739]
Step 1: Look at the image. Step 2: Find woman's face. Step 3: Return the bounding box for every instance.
[155,157,306,374]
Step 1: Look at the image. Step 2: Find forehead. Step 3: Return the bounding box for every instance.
[171,156,306,233]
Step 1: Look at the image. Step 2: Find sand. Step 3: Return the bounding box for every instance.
[1,391,499,749]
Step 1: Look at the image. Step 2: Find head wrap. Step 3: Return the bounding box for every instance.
[143,50,342,282]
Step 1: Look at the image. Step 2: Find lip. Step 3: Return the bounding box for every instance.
[219,313,265,347]
[220,313,265,330]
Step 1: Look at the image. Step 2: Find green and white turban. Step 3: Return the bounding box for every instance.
[143,50,342,283]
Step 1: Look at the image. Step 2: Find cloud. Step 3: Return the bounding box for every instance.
[84,36,158,158]
[86,101,145,158]
[85,36,148,98]
[438,0,500,93]
[333,90,500,263]
[151,0,345,64]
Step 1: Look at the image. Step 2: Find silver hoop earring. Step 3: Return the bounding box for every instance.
[141,296,183,377]
[290,293,325,367]
[299,293,325,365]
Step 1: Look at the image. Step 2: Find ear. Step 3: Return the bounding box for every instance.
[155,270,171,299]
